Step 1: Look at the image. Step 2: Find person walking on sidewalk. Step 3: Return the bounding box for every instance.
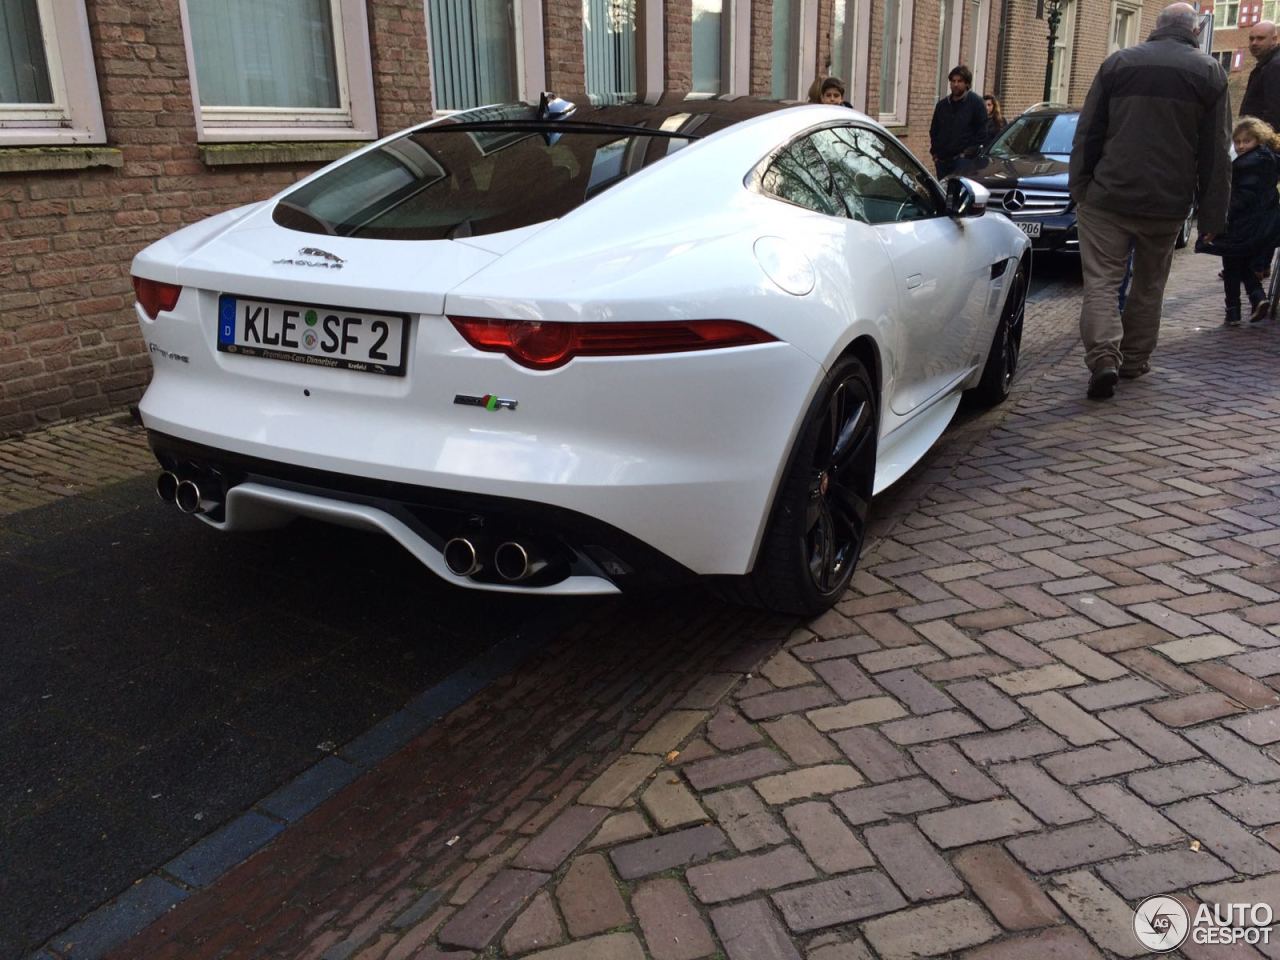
[1196,117,1280,324]
[1241,21,1280,129]
[930,66,988,178]
[1070,1,1231,399]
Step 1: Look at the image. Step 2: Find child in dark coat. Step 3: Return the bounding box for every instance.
[1197,117,1280,324]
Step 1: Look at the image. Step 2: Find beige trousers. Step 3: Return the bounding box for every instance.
[1076,202,1186,373]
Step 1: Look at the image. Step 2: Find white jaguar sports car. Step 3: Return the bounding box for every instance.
[131,94,1030,616]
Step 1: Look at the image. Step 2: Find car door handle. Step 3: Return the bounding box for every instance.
[906,273,923,290]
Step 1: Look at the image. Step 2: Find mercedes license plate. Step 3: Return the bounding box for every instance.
[1017,221,1042,238]
[217,295,408,376]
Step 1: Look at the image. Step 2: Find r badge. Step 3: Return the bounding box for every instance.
[454,394,518,411]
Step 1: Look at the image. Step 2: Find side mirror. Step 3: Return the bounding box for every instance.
[946,177,988,218]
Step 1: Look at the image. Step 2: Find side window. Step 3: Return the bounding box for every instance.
[813,126,942,224]
[757,136,844,217]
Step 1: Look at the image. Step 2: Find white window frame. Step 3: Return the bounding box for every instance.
[638,0,664,100]
[423,0,545,113]
[1108,0,1142,52]
[1049,0,1077,105]
[831,0,872,111]
[178,0,377,143]
[0,0,105,145]
[936,0,964,98]
[797,0,821,99]
[878,0,915,125]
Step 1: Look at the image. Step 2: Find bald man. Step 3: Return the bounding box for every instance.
[1241,20,1280,128]
[1070,2,1231,398]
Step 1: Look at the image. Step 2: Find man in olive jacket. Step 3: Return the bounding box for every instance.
[1070,2,1230,399]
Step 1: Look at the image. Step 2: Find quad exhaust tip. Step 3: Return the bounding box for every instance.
[175,479,216,515]
[495,541,547,582]
[443,537,482,577]
[156,471,179,503]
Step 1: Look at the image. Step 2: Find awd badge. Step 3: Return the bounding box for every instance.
[454,394,518,411]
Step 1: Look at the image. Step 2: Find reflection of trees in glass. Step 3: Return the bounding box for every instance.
[762,140,840,215]
[814,128,936,223]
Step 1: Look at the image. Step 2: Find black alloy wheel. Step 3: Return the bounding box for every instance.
[967,260,1027,406]
[742,355,878,617]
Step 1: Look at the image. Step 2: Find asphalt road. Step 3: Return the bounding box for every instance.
[0,478,604,958]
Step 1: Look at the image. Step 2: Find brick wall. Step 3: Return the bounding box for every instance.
[665,0,693,90]
[546,0,588,93]
[751,0,774,95]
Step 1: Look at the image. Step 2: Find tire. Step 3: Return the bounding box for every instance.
[730,355,878,617]
[966,259,1027,407]
[1175,215,1192,250]
[1268,247,1280,319]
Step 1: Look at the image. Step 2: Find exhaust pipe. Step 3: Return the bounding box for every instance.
[156,471,179,503]
[494,541,548,582]
[443,537,483,577]
[175,479,219,515]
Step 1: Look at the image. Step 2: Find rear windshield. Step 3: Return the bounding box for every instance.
[989,113,1078,159]
[273,110,696,240]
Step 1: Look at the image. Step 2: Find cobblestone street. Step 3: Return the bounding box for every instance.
[10,249,1280,959]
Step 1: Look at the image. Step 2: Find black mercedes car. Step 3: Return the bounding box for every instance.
[955,104,1193,255]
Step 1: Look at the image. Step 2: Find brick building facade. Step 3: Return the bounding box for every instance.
[1,0,1164,437]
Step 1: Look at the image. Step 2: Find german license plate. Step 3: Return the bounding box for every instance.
[217,295,408,376]
[1017,221,1042,238]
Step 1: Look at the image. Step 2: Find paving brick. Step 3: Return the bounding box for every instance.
[1017,691,1119,746]
[946,680,1026,730]
[861,898,1000,960]
[679,675,740,710]
[990,664,1088,696]
[1165,798,1280,875]
[1045,870,1148,959]
[1193,873,1280,913]
[641,775,709,830]
[502,890,564,956]
[1042,637,1129,680]
[990,761,1091,824]
[829,727,920,782]
[811,658,880,701]
[1078,782,1184,846]
[740,686,839,721]
[631,879,716,960]
[962,927,1104,960]
[791,637,880,662]
[874,669,954,714]
[1224,707,1280,745]
[1228,650,1280,678]
[1115,648,1208,694]
[832,777,950,825]
[1212,783,1280,826]
[760,650,818,688]
[437,868,549,950]
[634,710,710,754]
[916,619,984,657]
[880,710,983,745]
[909,742,1002,801]
[704,786,789,852]
[707,707,764,751]
[1184,724,1280,782]
[522,932,646,960]
[957,725,1069,765]
[761,715,842,766]
[578,755,662,808]
[1128,759,1241,804]
[771,871,907,932]
[753,764,863,805]
[782,801,874,873]
[857,612,926,647]
[864,821,963,901]
[1080,622,1176,653]
[921,654,1016,682]
[952,844,1062,930]
[1154,634,1246,663]
[806,697,907,732]
[687,845,816,904]
[1068,676,1166,711]
[859,644,943,673]
[685,748,790,791]
[976,630,1055,668]
[710,899,801,960]
[587,812,651,850]
[808,941,876,960]
[609,825,729,880]
[1100,706,1202,762]
[916,799,1039,849]
[1006,821,1131,873]
[513,806,610,871]
[1099,849,1235,899]
[1192,663,1280,710]
[555,854,628,938]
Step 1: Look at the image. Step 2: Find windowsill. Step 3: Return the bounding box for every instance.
[0,146,122,174]
[198,141,369,167]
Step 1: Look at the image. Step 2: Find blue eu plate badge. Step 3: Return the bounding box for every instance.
[218,296,236,345]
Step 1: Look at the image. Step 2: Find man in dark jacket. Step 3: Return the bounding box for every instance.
[1070,2,1230,399]
[929,66,987,178]
[1240,21,1280,127]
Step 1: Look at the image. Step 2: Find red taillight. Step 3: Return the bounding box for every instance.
[132,276,182,319]
[448,317,777,370]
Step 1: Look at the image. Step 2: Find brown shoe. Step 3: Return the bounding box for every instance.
[1119,362,1149,379]
[1088,366,1119,399]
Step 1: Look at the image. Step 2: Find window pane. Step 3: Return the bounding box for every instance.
[814,127,938,223]
[692,0,722,94]
[880,0,900,115]
[831,0,848,79]
[429,0,516,110]
[771,0,795,98]
[584,0,637,100]
[0,0,53,104]
[759,136,842,216]
[189,0,339,108]
[937,0,955,97]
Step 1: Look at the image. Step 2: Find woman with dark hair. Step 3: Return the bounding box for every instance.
[983,95,1006,141]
